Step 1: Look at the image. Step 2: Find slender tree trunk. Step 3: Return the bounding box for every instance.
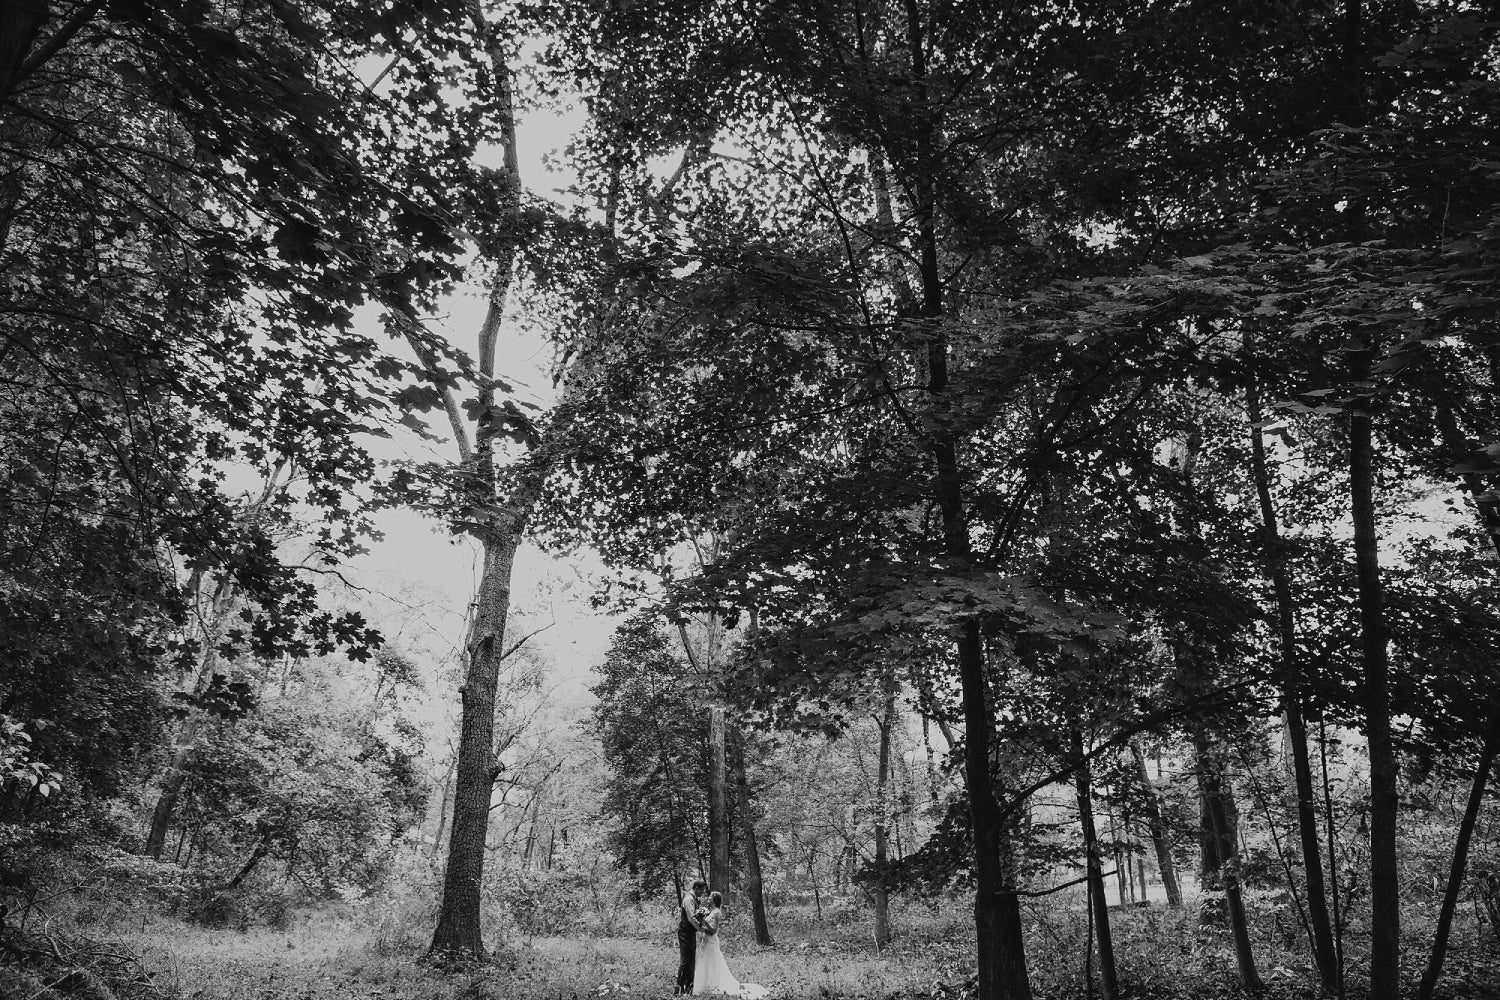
[429,534,520,959]
[1074,731,1119,1000]
[1195,731,1264,990]
[872,688,896,948]
[1107,802,1128,904]
[731,727,773,945]
[1417,731,1498,1000]
[1319,715,1347,991]
[225,830,274,891]
[1247,357,1340,993]
[432,756,456,860]
[1136,834,1149,904]
[707,705,730,897]
[1348,350,1400,1000]
[1130,741,1182,906]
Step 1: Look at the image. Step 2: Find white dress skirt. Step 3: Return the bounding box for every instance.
[693,909,767,998]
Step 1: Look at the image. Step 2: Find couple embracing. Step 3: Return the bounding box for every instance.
[674,879,766,998]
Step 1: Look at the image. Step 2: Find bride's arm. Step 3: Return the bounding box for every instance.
[705,910,719,935]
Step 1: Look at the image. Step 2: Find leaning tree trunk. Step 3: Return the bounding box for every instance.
[1418,729,1499,1000]
[1074,731,1119,1000]
[225,830,275,891]
[144,577,238,859]
[429,532,521,958]
[1246,355,1340,993]
[1129,741,1182,906]
[1195,730,1264,991]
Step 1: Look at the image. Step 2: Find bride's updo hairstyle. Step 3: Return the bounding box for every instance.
[710,891,723,907]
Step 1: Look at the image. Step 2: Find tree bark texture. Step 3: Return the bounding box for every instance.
[429,534,519,959]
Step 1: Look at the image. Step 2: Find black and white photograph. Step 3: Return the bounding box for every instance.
[2,2,1498,999]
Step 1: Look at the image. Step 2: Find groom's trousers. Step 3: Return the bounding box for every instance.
[675,926,696,993]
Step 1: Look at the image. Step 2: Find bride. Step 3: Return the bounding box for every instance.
[693,892,767,998]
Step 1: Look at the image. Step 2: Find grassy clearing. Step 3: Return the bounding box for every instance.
[101,901,966,1000]
[82,894,1500,1000]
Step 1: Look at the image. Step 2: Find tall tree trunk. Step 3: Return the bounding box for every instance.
[429,533,520,959]
[671,568,730,899]
[1195,730,1264,991]
[1336,0,1399,989]
[1074,731,1119,1000]
[707,705,730,897]
[1246,354,1340,993]
[905,2,1029,991]
[872,686,896,948]
[1417,731,1498,1000]
[731,727,772,944]
[1130,741,1182,906]
[1348,350,1400,1000]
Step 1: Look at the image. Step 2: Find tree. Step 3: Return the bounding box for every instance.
[1,0,509,879]
[592,614,711,894]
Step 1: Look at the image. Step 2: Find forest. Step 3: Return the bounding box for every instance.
[2,1,1499,1000]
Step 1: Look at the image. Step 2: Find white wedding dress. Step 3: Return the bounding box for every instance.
[693,908,767,998]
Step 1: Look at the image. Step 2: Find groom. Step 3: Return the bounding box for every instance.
[675,878,707,995]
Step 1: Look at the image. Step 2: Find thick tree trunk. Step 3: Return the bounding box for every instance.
[1130,741,1181,906]
[1074,731,1118,1000]
[1417,732,1498,1000]
[671,598,731,899]
[731,728,773,945]
[872,688,896,948]
[1246,359,1340,993]
[1195,731,1264,990]
[707,705,730,897]
[429,534,520,959]
[1348,352,1400,1000]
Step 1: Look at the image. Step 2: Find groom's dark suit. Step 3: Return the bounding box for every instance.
[675,891,699,994]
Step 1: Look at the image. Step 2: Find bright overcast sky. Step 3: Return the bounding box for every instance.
[346,95,616,705]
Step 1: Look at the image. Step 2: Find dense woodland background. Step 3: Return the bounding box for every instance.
[3,1,1500,999]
